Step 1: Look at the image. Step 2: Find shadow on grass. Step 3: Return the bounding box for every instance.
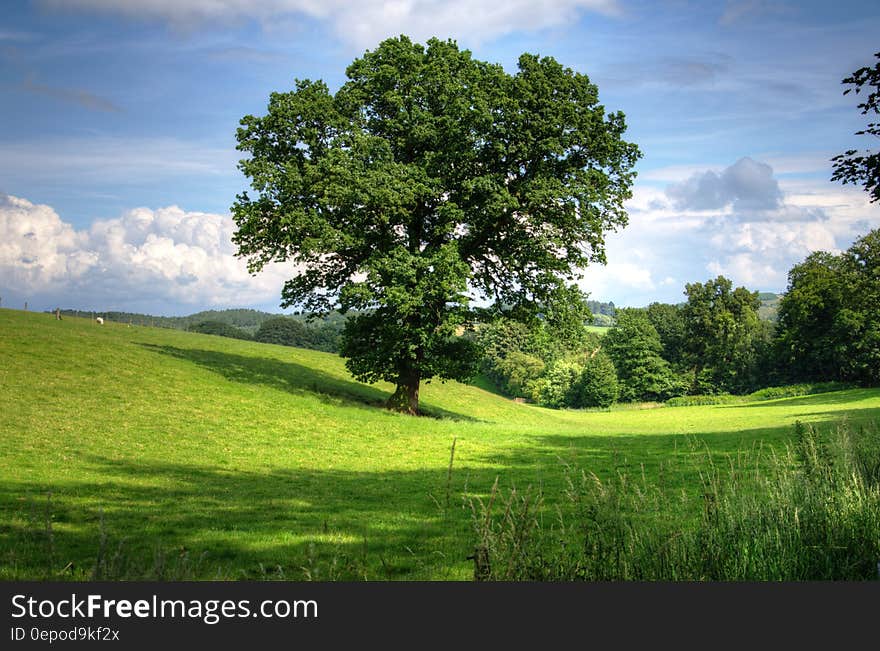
[469,401,880,498]
[139,344,477,422]
[0,425,810,581]
[0,453,508,581]
[4,396,877,581]
[0,422,825,581]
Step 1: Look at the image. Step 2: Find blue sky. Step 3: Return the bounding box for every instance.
[2,0,879,314]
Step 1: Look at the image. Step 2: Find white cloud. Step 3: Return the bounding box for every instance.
[666,157,782,212]
[693,168,879,291]
[577,248,662,304]
[704,219,841,289]
[0,194,296,312]
[578,159,880,305]
[40,0,620,48]
[580,260,656,295]
[0,194,85,293]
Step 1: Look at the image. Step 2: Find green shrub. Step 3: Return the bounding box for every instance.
[748,382,853,400]
[532,359,583,409]
[690,366,723,395]
[475,317,600,399]
[496,352,545,399]
[666,393,741,407]
[666,382,856,407]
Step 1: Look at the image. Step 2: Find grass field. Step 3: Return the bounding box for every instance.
[2,308,879,580]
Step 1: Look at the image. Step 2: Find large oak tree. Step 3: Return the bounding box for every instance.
[231,36,640,414]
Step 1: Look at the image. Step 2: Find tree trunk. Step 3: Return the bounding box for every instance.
[387,370,420,415]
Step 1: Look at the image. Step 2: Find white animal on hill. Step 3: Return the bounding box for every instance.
[96,317,104,325]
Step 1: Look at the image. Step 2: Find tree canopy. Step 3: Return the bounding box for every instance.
[187,320,253,340]
[253,316,341,352]
[681,276,768,394]
[604,308,681,402]
[645,301,687,368]
[776,228,880,385]
[574,350,619,409]
[775,252,850,382]
[231,36,640,413]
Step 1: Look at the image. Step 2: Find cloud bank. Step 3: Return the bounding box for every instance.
[3,156,877,314]
[578,157,880,305]
[41,0,620,47]
[0,194,295,313]
[666,157,782,212]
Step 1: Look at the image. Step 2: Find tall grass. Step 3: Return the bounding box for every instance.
[469,420,880,580]
[5,495,379,581]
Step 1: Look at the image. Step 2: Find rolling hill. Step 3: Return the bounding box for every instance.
[2,308,878,580]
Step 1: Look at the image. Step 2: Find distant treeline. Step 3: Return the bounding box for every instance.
[587,300,616,326]
[50,268,808,399]
[56,308,346,354]
[476,281,780,410]
[244,316,343,353]
[586,294,781,327]
[476,227,879,408]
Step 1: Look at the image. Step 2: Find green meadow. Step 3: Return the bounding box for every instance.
[2,308,879,580]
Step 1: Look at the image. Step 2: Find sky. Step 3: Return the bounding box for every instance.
[1,0,879,315]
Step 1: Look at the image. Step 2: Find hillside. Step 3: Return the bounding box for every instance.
[2,308,879,580]
[57,308,281,334]
[757,292,782,322]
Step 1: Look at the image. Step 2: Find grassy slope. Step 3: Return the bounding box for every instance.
[2,309,879,580]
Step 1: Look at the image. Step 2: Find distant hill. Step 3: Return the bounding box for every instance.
[4,308,880,580]
[54,307,348,353]
[53,293,777,335]
[55,308,347,334]
[757,292,781,322]
[56,307,277,333]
